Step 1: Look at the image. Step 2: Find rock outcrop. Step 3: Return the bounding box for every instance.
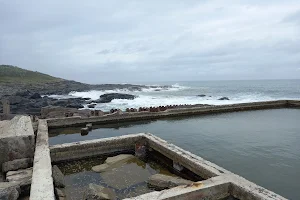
[218,97,230,100]
[96,93,136,103]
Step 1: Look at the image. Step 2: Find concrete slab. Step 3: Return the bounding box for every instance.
[0,116,35,169]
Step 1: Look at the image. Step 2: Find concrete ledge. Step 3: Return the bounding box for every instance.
[47,100,294,128]
[50,133,145,162]
[144,133,231,179]
[30,120,55,200]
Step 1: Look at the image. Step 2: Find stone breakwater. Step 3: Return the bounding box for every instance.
[46,100,300,128]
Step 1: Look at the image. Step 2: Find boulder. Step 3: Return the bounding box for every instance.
[66,103,84,109]
[218,97,230,100]
[2,158,33,173]
[0,182,20,200]
[30,93,41,99]
[88,104,96,108]
[83,184,116,200]
[81,127,89,135]
[52,165,65,188]
[97,93,136,103]
[147,174,193,190]
[197,94,206,97]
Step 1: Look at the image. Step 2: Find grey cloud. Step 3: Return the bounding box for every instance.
[0,0,300,83]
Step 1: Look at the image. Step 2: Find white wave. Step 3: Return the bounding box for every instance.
[83,93,286,111]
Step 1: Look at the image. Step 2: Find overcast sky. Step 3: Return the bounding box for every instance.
[0,0,300,83]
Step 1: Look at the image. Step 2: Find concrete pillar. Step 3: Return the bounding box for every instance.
[1,99,10,115]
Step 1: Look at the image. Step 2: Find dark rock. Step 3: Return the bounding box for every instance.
[66,103,84,109]
[83,97,91,100]
[15,90,31,97]
[98,93,136,103]
[197,94,206,97]
[218,97,230,100]
[8,96,24,105]
[52,100,69,107]
[30,93,41,99]
[52,165,65,188]
[88,104,96,108]
[81,127,89,135]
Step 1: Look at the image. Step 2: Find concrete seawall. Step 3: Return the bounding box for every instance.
[47,100,295,128]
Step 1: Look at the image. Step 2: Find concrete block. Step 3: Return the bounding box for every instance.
[0,116,35,168]
[52,165,65,188]
[2,158,33,173]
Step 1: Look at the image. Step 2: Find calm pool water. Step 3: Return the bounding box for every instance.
[49,109,300,199]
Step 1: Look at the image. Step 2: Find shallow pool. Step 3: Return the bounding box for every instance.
[49,108,300,199]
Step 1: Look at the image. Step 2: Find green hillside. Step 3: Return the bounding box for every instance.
[0,65,63,84]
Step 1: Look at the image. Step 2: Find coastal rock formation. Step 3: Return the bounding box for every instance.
[147,174,193,190]
[218,97,230,100]
[83,183,116,200]
[197,94,206,97]
[97,93,136,103]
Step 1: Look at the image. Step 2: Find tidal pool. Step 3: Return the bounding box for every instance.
[50,108,300,199]
[56,152,200,200]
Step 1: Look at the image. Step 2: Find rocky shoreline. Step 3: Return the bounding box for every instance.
[0,80,170,115]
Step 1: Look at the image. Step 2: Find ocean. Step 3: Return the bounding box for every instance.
[50,79,300,111]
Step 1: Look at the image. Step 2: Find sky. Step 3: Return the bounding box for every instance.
[0,0,300,84]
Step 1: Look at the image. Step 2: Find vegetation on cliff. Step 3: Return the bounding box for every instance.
[0,65,62,83]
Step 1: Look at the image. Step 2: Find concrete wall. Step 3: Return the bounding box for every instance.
[50,133,145,162]
[47,100,293,128]
[30,120,55,200]
[49,133,287,200]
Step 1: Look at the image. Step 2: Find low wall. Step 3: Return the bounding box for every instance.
[47,100,293,128]
[49,133,287,200]
[50,133,144,162]
[30,120,55,200]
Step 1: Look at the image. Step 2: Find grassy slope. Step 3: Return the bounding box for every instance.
[0,65,63,84]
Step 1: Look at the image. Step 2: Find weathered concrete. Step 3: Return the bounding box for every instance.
[50,133,287,200]
[148,174,193,190]
[0,116,35,170]
[47,100,294,128]
[30,120,55,200]
[50,134,144,162]
[2,158,33,173]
